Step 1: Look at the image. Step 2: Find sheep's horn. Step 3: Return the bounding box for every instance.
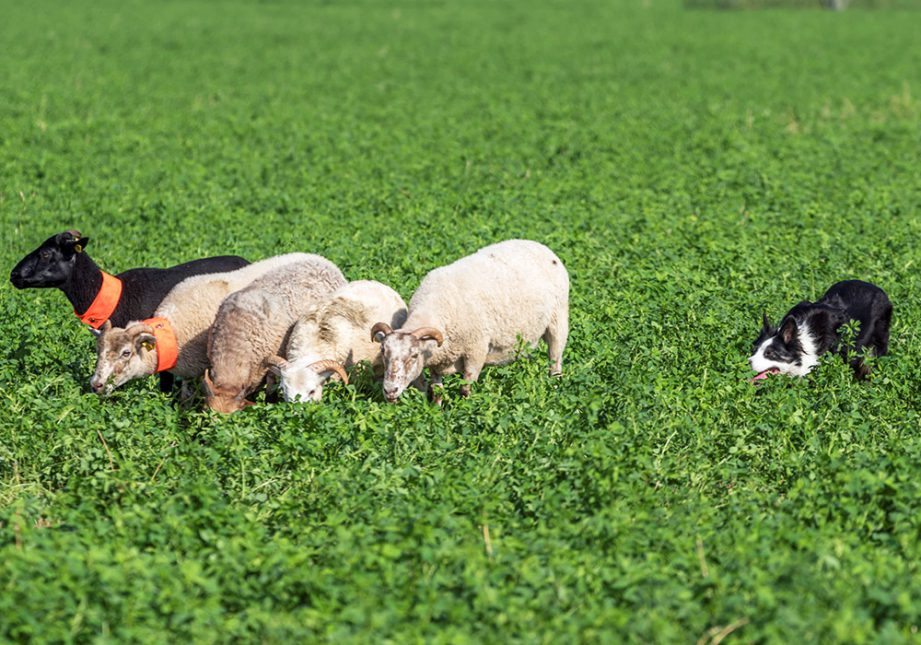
[309,359,348,385]
[264,354,288,370]
[371,322,393,342]
[411,327,444,346]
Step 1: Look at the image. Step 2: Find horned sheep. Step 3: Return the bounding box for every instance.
[203,255,347,413]
[372,239,569,404]
[90,253,313,395]
[266,280,408,402]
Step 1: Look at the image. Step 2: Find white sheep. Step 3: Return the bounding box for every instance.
[90,253,314,395]
[266,280,408,402]
[203,255,347,413]
[371,239,569,404]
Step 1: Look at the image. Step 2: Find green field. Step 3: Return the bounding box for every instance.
[2,0,921,641]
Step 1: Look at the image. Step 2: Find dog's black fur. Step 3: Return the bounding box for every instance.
[752,280,892,379]
[10,230,250,391]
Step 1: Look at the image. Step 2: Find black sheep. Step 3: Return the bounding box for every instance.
[10,229,250,392]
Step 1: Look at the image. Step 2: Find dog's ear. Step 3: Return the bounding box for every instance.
[780,318,797,344]
[761,312,772,333]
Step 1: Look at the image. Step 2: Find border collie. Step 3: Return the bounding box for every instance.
[749,280,892,382]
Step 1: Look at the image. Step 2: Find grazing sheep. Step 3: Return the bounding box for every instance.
[371,239,569,404]
[203,256,347,413]
[10,229,248,392]
[266,280,408,402]
[90,253,312,395]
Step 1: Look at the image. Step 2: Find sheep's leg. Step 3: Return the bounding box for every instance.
[460,350,487,398]
[158,372,175,393]
[427,373,444,406]
[544,308,569,377]
[178,379,195,403]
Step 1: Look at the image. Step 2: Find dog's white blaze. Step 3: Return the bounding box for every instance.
[790,324,819,376]
[748,338,776,374]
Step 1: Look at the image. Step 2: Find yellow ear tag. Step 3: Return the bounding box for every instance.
[142,341,155,351]
[74,244,83,253]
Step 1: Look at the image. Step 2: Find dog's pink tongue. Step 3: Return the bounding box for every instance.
[750,368,779,384]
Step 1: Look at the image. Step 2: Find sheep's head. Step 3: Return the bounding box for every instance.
[91,320,157,395]
[10,229,89,289]
[371,322,444,403]
[202,369,253,414]
[266,356,348,402]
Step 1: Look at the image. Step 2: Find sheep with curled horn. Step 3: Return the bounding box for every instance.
[203,255,347,413]
[372,239,569,405]
[266,280,408,402]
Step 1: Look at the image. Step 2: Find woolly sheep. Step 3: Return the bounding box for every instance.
[203,255,347,413]
[90,253,312,395]
[371,239,569,404]
[266,280,408,402]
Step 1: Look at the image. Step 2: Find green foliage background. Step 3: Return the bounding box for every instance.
[2,0,920,641]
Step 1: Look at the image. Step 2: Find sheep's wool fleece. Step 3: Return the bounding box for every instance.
[405,239,569,371]
[152,253,315,377]
[207,256,348,391]
[286,280,408,366]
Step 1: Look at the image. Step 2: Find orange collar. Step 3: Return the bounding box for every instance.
[143,317,179,373]
[76,271,123,329]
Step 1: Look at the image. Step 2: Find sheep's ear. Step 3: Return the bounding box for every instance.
[59,231,89,254]
[202,370,215,395]
[135,333,156,353]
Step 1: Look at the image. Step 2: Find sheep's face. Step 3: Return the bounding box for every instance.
[277,363,327,402]
[379,333,431,403]
[10,230,88,289]
[205,390,248,414]
[91,322,157,395]
[267,357,348,403]
[202,370,251,414]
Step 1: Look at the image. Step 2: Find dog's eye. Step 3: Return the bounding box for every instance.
[764,348,776,360]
